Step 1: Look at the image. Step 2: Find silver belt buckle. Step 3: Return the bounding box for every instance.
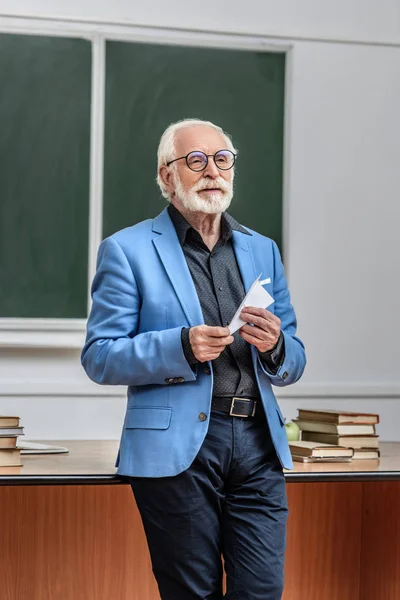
[229,397,256,418]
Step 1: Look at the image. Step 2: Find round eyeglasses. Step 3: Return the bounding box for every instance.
[166,149,236,172]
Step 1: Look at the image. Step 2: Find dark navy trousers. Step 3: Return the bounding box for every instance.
[129,409,288,600]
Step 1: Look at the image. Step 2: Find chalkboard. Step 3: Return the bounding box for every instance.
[0,34,91,318]
[103,42,285,249]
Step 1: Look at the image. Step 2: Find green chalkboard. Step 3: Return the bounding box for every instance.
[0,34,91,318]
[103,42,285,249]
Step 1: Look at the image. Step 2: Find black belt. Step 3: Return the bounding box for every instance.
[211,396,263,418]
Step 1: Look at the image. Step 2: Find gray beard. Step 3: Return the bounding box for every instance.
[173,176,233,214]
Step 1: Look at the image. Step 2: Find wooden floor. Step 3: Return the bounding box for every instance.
[1,481,399,600]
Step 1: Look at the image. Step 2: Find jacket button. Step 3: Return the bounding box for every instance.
[282,371,288,380]
[165,378,174,384]
[177,377,184,383]
[198,413,207,422]
[203,366,211,375]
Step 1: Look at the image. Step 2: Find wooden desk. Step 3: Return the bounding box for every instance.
[1,441,399,600]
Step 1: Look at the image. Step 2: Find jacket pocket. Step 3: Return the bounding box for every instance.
[124,407,172,430]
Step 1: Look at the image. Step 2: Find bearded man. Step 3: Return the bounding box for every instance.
[82,119,306,600]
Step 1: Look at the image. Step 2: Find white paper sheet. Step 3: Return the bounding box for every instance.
[17,441,69,454]
[228,275,274,334]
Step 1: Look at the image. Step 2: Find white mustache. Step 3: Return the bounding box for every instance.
[192,178,231,193]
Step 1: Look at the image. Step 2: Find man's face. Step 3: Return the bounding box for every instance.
[163,125,234,214]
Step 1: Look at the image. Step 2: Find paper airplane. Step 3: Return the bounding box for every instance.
[228,275,274,334]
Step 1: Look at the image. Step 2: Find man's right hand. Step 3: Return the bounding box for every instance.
[189,325,234,363]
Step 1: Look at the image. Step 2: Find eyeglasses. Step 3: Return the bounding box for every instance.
[166,149,236,172]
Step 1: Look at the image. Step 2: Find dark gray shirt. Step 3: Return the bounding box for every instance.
[168,204,284,398]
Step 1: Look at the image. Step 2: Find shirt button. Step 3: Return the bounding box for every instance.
[198,413,207,422]
[282,372,289,380]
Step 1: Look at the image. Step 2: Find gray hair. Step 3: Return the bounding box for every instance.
[156,118,236,199]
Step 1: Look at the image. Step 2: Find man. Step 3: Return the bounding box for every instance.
[82,118,306,600]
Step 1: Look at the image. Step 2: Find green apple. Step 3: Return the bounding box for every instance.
[285,421,300,442]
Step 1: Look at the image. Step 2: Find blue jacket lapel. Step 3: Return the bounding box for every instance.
[152,209,204,327]
[232,230,257,293]
[232,230,260,364]
[152,209,257,328]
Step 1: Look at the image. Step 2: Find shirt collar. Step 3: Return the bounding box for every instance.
[167,204,251,247]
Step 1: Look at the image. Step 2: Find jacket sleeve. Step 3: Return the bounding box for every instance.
[81,237,197,386]
[257,240,306,386]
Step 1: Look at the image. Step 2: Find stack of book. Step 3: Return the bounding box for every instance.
[289,440,354,463]
[0,415,23,467]
[293,409,380,460]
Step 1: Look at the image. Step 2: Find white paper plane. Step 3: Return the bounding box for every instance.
[228,274,274,334]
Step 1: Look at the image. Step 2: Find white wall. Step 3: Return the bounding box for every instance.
[288,41,400,390]
[0,1,399,440]
[1,0,400,43]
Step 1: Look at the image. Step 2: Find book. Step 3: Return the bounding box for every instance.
[0,466,22,475]
[289,440,354,458]
[0,416,20,427]
[0,448,22,467]
[291,454,353,463]
[0,427,24,437]
[352,448,380,460]
[297,409,379,425]
[301,431,379,448]
[294,420,375,435]
[17,441,69,455]
[0,437,17,449]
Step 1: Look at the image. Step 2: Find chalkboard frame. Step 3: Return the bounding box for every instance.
[0,25,291,348]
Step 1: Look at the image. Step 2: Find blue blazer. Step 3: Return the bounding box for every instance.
[81,208,306,476]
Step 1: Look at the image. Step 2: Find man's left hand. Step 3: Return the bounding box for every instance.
[239,306,281,353]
